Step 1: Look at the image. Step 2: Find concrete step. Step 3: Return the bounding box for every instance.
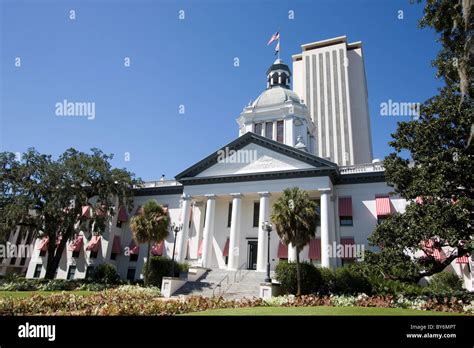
[172,267,268,299]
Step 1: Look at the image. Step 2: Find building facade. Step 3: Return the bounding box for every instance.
[292,36,373,165]
[10,36,472,291]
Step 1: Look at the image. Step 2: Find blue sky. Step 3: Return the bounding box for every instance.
[0,0,442,181]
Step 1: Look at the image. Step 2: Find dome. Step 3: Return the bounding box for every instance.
[251,86,302,108]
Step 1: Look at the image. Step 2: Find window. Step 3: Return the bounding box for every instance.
[85,266,94,280]
[116,220,123,228]
[377,216,388,225]
[90,250,98,259]
[39,249,47,257]
[254,123,262,136]
[10,257,16,265]
[227,202,233,228]
[265,122,273,140]
[341,259,356,267]
[253,202,260,227]
[20,257,26,266]
[340,216,353,226]
[67,265,76,280]
[127,268,136,281]
[276,120,284,143]
[33,264,42,278]
[110,253,117,260]
[338,197,353,226]
[130,253,138,262]
[72,250,80,258]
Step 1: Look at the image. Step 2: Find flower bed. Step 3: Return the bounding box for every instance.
[0,290,472,316]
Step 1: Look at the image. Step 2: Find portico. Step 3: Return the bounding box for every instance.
[174,144,339,272]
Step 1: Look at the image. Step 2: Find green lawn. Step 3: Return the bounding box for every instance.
[184,306,464,316]
[0,290,97,298]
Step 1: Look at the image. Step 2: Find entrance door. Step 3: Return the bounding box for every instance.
[247,241,258,270]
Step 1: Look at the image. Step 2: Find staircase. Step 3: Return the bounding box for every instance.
[173,268,267,299]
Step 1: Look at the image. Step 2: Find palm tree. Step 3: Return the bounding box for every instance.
[129,199,170,286]
[271,187,318,296]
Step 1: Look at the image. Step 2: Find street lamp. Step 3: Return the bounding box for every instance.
[262,220,273,283]
[170,222,183,277]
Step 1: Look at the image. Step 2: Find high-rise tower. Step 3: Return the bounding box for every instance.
[292,36,373,165]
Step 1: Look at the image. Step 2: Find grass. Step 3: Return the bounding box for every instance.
[0,290,97,298]
[183,306,465,316]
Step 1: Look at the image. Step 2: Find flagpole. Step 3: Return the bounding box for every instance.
[278,31,280,60]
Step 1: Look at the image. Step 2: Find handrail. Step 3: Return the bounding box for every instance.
[212,274,229,297]
[234,262,247,283]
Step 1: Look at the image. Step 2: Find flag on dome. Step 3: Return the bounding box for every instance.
[267,31,280,45]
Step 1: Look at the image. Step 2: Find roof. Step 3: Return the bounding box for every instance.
[175,132,338,182]
[251,86,302,108]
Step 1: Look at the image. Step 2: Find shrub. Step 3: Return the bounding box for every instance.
[275,261,322,295]
[77,282,108,291]
[145,256,189,287]
[92,264,120,284]
[39,279,81,291]
[0,277,39,291]
[368,277,425,297]
[319,267,336,294]
[428,272,464,293]
[115,284,161,296]
[332,266,371,295]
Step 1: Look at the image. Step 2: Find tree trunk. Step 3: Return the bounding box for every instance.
[45,232,68,279]
[145,241,151,286]
[44,235,57,280]
[296,250,301,296]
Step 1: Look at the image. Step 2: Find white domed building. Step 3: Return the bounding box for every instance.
[22,38,472,294]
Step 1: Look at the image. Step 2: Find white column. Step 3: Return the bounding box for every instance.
[227,193,242,271]
[201,194,216,268]
[319,188,331,268]
[288,243,297,262]
[256,192,270,272]
[176,194,192,263]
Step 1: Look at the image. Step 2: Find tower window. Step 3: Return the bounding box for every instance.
[277,121,284,143]
[254,123,262,136]
[265,122,273,140]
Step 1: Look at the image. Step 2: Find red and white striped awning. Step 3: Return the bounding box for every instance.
[37,237,49,251]
[129,240,140,255]
[338,197,353,217]
[308,238,321,260]
[86,235,101,252]
[197,240,203,257]
[456,254,470,264]
[117,206,129,223]
[277,241,288,259]
[421,239,445,262]
[112,235,122,254]
[340,237,355,259]
[415,196,424,205]
[81,205,92,218]
[223,238,230,257]
[68,236,83,252]
[151,241,164,256]
[375,195,392,216]
[95,205,107,217]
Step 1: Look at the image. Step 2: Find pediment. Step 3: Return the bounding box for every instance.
[196,143,314,177]
[175,132,337,180]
